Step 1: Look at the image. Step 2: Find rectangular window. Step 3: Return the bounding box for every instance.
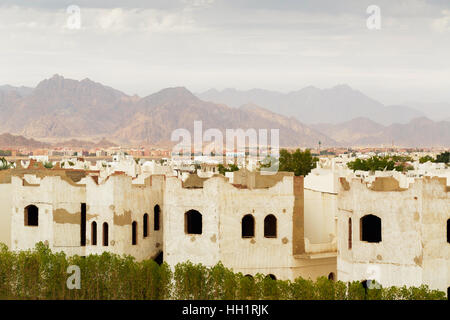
[80,203,86,246]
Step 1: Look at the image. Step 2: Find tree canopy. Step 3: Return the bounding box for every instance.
[261,149,318,176]
[347,156,413,172]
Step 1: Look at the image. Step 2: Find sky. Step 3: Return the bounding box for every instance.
[0,0,449,105]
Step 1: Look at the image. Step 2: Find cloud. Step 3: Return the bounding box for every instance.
[432,10,450,32]
[0,1,449,104]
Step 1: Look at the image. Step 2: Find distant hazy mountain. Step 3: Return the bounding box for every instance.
[198,85,425,125]
[405,102,450,122]
[0,75,334,147]
[113,87,335,147]
[310,117,385,144]
[1,75,448,148]
[0,85,33,97]
[311,117,450,147]
[0,133,50,149]
[0,133,116,150]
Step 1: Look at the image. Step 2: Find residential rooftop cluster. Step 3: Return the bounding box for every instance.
[0,148,448,295]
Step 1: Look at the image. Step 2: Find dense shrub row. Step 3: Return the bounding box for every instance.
[0,243,446,300]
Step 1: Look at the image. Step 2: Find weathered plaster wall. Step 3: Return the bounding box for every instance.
[337,176,449,292]
[0,183,12,247]
[164,174,336,281]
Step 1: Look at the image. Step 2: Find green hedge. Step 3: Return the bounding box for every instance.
[0,243,446,300]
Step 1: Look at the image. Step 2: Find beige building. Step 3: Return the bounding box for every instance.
[337,176,450,293]
[0,163,336,281]
[1,159,447,291]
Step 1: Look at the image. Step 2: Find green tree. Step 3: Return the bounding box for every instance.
[43,161,53,169]
[262,149,318,176]
[218,164,239,175]
[0,157,11,170]
[419,155,434,163]
[435,151,449,164]
[347,156,414,172]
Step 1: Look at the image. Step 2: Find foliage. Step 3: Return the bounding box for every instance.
[43,161,53,169]
[0,243,446,300]
[419,155,434,164]
[435,151,449,164]
[419,152,449,164]
[260,149,318,176]
[347,156,414,172]
[0,157,12,170]
[218,164,239,175]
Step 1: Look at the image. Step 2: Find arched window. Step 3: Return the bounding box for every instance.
[103,222,109,246]
[264,214,277,238]
[267,274,276,280]
[242,214,255,238]
[24,205,39,226]
[360,215,382,243]
[328,272,335,281]
[154,205,160,231]
[143,213,148,237]
[91,221,97,246]
[348,218,352,250]
[185,210,202,235]
[132,221,137,245]
[447,219,449,243]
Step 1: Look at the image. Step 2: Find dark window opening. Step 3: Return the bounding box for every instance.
[132,221,137,245]
[360,214,382,243]
[328,272,335,281]
[348,218,352,249]
[91,221,97,246]
[103,222,109,246]
[143,213,148,237]
[80,203,86,246]
[267,274,276,280]
[24,205,39,226]
[154,205,161,231]
[361,280,369,297]
[447,219,449,243]
[264,214,277,238]
[154,251,163,265]
[242,214,255,238]
[185,210,202,234]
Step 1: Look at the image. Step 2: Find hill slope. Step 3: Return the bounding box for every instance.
[198,85,425,125]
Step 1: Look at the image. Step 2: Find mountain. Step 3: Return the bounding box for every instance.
[405,102,450,122]
[1,75,448,148]
[311,117,450,147]
[310,117,385,144]
[1,74,135,138]
[0,133,117,150]
[0,76,335,147]
[0,133,50,149]
[197,85,425,125]
[0,85,33,97]
[113,88,335,147]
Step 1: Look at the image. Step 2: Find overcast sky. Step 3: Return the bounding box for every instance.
[0,0,449,105]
